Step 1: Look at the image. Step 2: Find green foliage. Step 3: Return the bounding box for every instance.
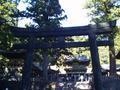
[86,0,120,22]
[0,0,19,80]
[26,0,67,29]
[86,0,120,45]
[115,27,120,51]
[0,0,17,50]
[0,0,17,25]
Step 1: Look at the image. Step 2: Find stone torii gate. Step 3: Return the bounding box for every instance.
[9,25,113,90]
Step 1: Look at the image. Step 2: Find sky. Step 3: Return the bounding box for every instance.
[17,0,91,27]
[59,0,91,27]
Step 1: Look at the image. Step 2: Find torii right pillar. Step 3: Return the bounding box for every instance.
[89,32,103,90]
[109,36,116,75]
[109,20,116,75]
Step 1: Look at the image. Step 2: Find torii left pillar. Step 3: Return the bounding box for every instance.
[20,37,34,90]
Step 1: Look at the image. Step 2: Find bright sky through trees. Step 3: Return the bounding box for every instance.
[17,0,91,27]
[59,0,91,27]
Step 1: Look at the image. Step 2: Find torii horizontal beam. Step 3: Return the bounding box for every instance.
[10,25,112,38]
[13,40,112,49]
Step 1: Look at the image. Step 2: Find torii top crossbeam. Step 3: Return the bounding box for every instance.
[8,24,113,50]
[10,24,112,37]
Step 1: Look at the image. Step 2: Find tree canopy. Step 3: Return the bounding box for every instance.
[26,0,67,29]
[0,0,19,81]
[0,0,17,26]
[86,0,120,23]
[86,0,120,50]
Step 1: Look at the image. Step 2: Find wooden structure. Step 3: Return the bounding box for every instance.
[65,55,90,66]
[0,24,114,90]
[0,50,26,59]
[60,56,91,89]
[56,72,93,90]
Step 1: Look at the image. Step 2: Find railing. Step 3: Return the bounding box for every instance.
[30,72,93,90]
[102,75,120,90]
[52,72,93,90]
[1,74,120,90]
